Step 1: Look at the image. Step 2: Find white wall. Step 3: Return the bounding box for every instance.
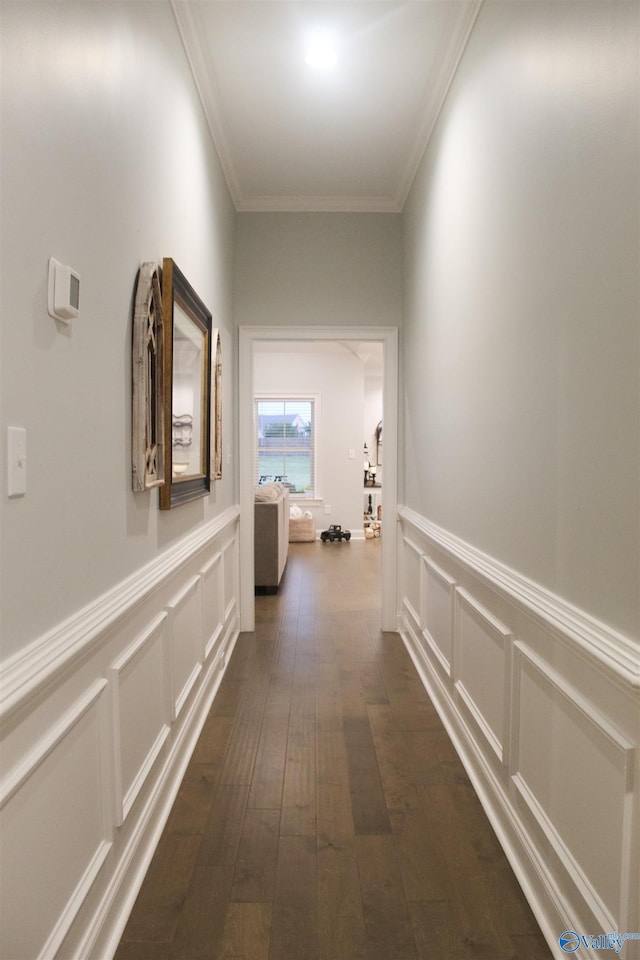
[403,0,639,642]
[0,0,236,661]
[0,4,240,958]
[235,211,403,329]
[400,2,639,954]
[254,345,364,534]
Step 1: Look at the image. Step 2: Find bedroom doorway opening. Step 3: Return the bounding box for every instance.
[239,326,398,634]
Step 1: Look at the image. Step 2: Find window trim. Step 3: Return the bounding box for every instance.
[254,392,321,499]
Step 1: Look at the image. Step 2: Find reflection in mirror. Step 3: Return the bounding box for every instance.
[160,259,212,509]
[172,303,205,479]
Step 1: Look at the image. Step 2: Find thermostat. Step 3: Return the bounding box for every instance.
[48,257,80,324]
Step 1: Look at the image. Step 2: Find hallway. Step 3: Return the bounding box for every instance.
[115,540,551,960]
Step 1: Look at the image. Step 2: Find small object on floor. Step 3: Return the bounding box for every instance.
[320,524,351,542]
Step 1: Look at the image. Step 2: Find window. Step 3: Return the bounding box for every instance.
[255,396,317,496]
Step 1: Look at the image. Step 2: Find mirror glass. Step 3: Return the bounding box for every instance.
[172,303,206,480]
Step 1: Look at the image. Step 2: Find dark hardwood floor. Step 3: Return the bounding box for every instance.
[115,540,552,960]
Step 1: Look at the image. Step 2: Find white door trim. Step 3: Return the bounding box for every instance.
[239,325,399,632]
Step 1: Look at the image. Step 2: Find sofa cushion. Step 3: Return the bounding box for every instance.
[254,482,283,502]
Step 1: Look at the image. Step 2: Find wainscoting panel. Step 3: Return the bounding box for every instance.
[513,641,635,932]
[166,575,203,721]
[222,534,238,623]
[421,557,456,677]
[398,506,640,960]
[0,681,110,960]
[402,536,422,629]
[201,551,223,660]
[110,614,170,826]
[454,588,511,764]
[0,506,240,960]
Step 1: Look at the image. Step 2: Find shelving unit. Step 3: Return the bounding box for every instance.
[364,485,382,536]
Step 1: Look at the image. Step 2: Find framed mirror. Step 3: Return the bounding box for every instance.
[160,258,212,509]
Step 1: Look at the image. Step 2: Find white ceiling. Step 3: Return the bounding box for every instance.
[172,0,481,213]
[254,338,384,376]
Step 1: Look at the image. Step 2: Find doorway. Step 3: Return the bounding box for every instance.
[239,326,398,633]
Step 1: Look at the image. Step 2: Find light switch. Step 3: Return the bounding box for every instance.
[8,427,27,497]
[348,449,355,459]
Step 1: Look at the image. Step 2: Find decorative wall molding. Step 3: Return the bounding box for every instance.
[512,640,635,933]
[109,614,170,827]
[0,505,240,725]
[0,680,111,960]
[399,506,639,690]
[454,588,512,765]
[398,508,640,960]
[421,556,456,678]
[0,679,107,809]
[0,507,241,960]
[201,551,223,660]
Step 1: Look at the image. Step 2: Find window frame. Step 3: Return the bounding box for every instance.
[254,393,320,499]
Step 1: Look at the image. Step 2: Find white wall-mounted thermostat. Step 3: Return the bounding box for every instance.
[48,257,80,324]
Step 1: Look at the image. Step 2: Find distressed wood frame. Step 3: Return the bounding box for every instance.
[132,262,165,492]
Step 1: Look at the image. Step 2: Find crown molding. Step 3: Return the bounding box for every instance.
[171,0,245,208]
[396,0,484,210]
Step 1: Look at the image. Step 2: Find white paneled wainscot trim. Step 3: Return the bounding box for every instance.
[398,506,639,960]
[0,506,240,960]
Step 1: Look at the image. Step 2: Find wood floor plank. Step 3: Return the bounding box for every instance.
[168,784,249,960]
[356,834,418,960]
[318,841,367,960]
[390,805,453,902]
[358,661,389,704]
[367,703,428,814]
[248,697,290,809]
[343,715,391,835]
[164,763,220,837]
[280,702,317,836]
[317,777,355,848]
[218,903,272,960]
[230,808,279,902]
[316,728,350,790]
[316,660,345,734]
[417,781,518,957]
[280,627,317,837]
[114,833,201,948]
[114,941,177,960]
[269,836,319,960]
[408,899,466,959]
